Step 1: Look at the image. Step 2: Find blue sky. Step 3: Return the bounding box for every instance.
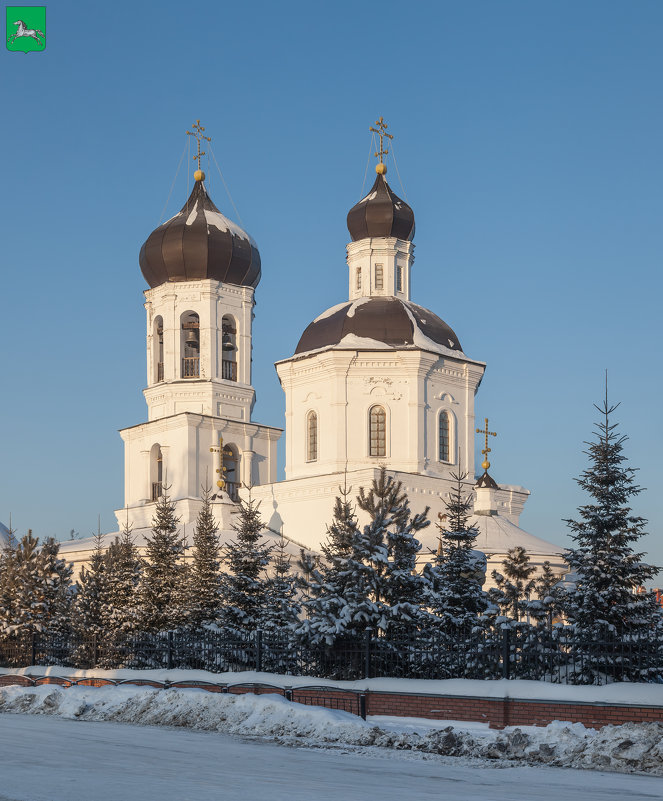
[1,1,661,576]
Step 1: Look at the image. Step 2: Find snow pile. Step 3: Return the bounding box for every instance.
[1,683,662,775]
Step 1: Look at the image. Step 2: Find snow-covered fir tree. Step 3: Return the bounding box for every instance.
[187,486,222,628]
[302,469,430,644]
[261,535,301,635]
[424,470,489,635]
[490,546,536,622]
[561,392,662,680]
[104,518,143,636]
[74,531,108,637]
[139,488,188,632]
[298,484,360,645]
[527,560,562,624]
[371,471,430,639]
[219,490,272,635]
[39,537,74,635]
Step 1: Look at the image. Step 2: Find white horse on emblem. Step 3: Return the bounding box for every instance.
[7,20,45,45]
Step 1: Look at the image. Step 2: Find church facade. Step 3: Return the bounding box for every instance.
[60,124,564,583]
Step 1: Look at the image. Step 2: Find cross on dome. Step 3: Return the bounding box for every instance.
[369,116,393,175]
[476,418,497,471]
[186,119,211,181]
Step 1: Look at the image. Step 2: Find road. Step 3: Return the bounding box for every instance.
[0,714,661,801]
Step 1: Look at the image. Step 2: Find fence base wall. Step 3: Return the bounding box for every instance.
[1,674,661,730]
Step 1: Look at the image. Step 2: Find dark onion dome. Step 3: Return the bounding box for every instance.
[295,297,462,356]
[139,178,261,289]
[347,173,415,242]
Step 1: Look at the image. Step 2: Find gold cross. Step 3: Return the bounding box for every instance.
[475,417,497,471]
[369,116,393,164]
[186,119,211,170]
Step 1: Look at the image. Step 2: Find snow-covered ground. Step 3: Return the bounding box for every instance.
[1,712,662,801]
[1,682,663,782]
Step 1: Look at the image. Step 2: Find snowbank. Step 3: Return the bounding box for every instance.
[1,683,662,775]
[2,666,663,707]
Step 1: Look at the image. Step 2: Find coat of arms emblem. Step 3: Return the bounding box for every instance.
[6,6,46,53]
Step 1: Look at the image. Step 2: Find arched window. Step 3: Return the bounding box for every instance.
[181,311,200,378]
[154,316,164,383]
[222,444,240,502]
[306,411,318,462]
[150,444,163,501]
[221,315,238,381]
[439,411,451,462]
[369,405,386,457]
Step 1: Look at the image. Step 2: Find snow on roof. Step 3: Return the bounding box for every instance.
[470,513,564,558]
[0,521,11,549]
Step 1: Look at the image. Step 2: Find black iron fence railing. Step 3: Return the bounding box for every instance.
[1,627,661,685]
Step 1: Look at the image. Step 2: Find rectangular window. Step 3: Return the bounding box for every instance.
[356,268,362,289]
[307,412,318,462]
[375,264,383,290]
[396,266,403,292]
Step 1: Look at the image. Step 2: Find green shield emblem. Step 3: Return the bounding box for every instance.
[6,7,46,53]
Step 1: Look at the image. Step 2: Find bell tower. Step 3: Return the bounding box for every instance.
[115,123,281,533]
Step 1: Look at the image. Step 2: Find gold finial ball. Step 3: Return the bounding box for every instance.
[216,479,224,489]
[375,162,387,175]
[194,169,205,182]
[482,460,491,471]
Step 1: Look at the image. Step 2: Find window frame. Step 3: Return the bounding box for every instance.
[368,404,387,458]
[306,410,318,462]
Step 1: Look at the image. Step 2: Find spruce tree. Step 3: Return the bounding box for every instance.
[424,471,489,634]
[262,536,301,635]
[0,525,17,636]
[187,486,222,628]
[369,471,430,639]
[490,546,536,622]
[527,560,562,624]
[39,537,74,636]
[219,491,272,635]
[302,469,430,644]
[8,531,45,636]
[104,519,143,636]
[140,488,187,632]
[299,484,361,645]
[561,391,661,680]
[74,531,108,637]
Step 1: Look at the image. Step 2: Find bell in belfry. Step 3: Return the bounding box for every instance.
[185,329,199,349]
[222,331,236,351]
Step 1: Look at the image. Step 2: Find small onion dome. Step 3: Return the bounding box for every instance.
[475,471,499,490]
[139,179,261,289]
[295,297,462,356]
[347,173,415,242]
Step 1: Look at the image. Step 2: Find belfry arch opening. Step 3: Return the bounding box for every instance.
[221,314,238,381]
[153,316,164,383]
[222,443,240,501]
[150,444,163,501]
[181,311,200,378]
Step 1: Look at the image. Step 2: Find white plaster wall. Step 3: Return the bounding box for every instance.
[251,468,530,555]
[143,279,255,421]
[346,237,414,301]
[117,412,281,532]
[276,348,484,482]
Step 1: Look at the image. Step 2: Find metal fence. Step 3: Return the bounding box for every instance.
[0,626,661,685]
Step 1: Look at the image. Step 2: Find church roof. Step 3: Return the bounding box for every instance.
[139,179,261,290]
[347,173,415,242]
[470,513,564,558]
[0,521,12,549]
[294,297,464,358]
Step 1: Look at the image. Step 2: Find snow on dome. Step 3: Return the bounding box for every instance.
[295,297,470,360]
[346,173,415,242]
[139,180,261,290]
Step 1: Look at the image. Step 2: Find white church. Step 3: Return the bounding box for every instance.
[54,123,564,583]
